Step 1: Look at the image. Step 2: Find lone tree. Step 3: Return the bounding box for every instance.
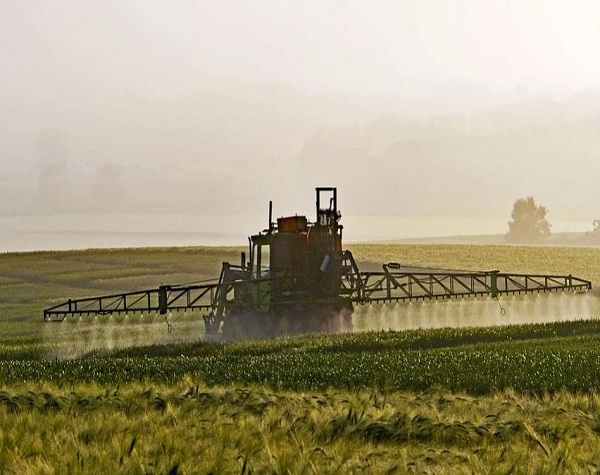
[506,197,551,243]
[582,218,600,244]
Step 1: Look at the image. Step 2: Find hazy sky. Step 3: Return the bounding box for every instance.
[2,0,600,236]
[3,0,600,99]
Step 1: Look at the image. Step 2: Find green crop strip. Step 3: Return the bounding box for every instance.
[1,324,600,395]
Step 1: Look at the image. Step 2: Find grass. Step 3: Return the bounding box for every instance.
[2,244,600,472]
[1,383,600,473]
[3,322,600,395]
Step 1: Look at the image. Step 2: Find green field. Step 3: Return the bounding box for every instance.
[2,244,600,473]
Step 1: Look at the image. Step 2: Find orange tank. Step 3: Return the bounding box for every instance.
[277,215,308,233]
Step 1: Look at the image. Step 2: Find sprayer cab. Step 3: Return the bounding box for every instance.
[247,187,345,303]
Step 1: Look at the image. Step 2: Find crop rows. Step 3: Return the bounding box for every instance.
[2,324,600,394]
[1,383,600,473]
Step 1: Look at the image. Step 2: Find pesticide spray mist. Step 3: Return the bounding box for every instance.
[43,292,599,358]
[43,311,206,359]
[353,292,599,332]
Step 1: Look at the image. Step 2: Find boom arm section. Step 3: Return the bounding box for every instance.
[43,282,221,321]
[43,261,254,335]
[340,259,592,304]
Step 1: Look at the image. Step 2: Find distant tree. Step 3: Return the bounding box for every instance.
[581,218,600,244]
[506,197,551,243]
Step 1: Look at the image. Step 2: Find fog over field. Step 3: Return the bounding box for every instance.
[2,1,600,240]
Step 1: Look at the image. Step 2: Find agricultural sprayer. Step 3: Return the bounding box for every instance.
[44,187,592,338]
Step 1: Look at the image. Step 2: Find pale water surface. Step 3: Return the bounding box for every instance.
[0,214,591,253]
